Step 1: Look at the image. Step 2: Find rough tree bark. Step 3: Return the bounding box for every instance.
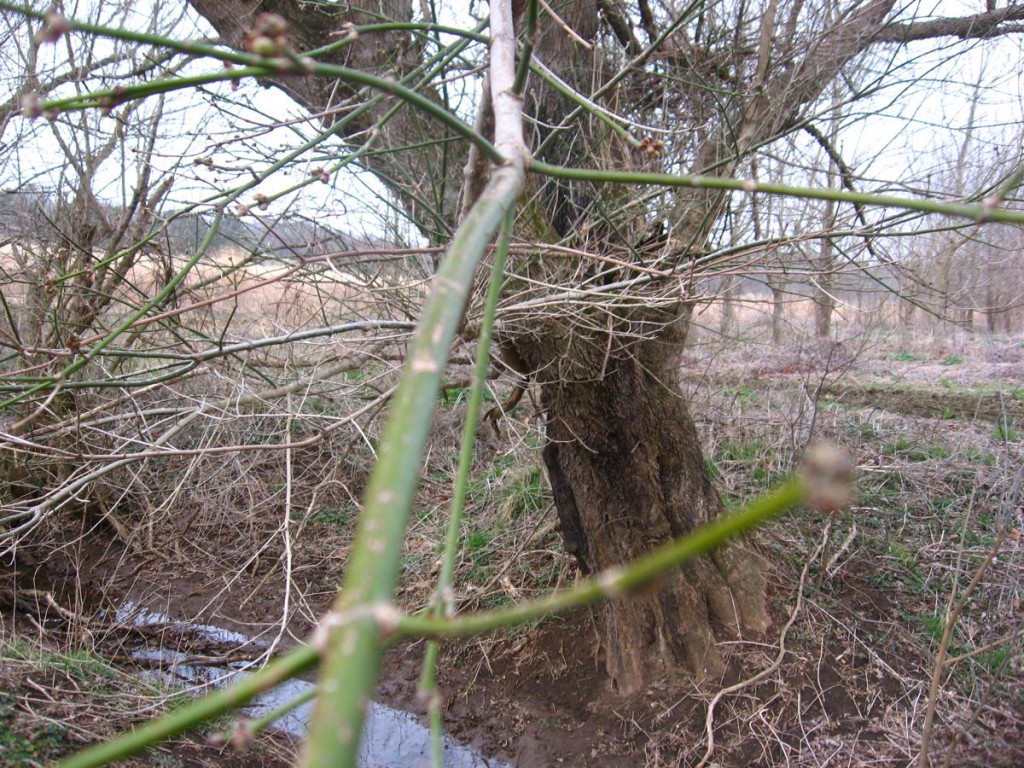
[528,317,769,684]
[184,0,1024,693]
[770,276,787,345]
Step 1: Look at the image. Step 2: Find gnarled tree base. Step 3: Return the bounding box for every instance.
[540,351,768,693]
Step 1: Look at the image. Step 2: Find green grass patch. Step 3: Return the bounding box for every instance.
[885,349,921,362]
[461,526,496,583]
[312,503,358,528]
[704,456,721,481]
[921,612,946,643]
[0,691,76,766]
[3,637,118,683]
[886,540,925,584]
[970,645,1013,677]
[1,635,253,766]
[466,527,492,552]
[472,449,549,521]
[723,385,760,405]
[0,639,126,765]
[440,385,496,409]
[994,423,1021,442]
[964,446,997,466]
[495,464,546,519]
[846,419,881,440]
[886,437,951,461]
[305,395,346,415]
[717,438,767,463]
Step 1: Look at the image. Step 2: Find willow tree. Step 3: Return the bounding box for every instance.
[184,0,1024,693]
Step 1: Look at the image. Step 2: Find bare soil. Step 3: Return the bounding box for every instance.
[823,383,1024,423]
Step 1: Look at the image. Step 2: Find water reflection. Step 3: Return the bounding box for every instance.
[120,604,510,768]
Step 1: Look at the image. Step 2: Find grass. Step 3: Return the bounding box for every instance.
[885,349,922,362]
[440,384,496,409]
[0,628,289,768]
[886,436,951,461]
[494,464,546,519]
[884,539,928,588]
[843,417,882,441]
[311,503,358,528]
[718,438,767,462]
[964,446,997,465]
[723,384,761,405]
[465,527,492,553]
[3,635,119,683]
[993,423,1021,442]
[920,612,946,643]
[7,325,1024,768]
[704,335,1024,765]
[971,645,1012,677]
[0,637,134,765]
[0,690,77,765]
[470,445,548,521]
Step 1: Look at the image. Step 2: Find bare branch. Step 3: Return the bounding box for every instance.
[875,5,1024,42]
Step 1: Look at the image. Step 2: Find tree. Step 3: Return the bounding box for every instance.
[0,0,421,555]
[0,0,189,524]
[6,1,1024,765]
[175,0,1024,694]
[884,56,1024,338]
[5,2,1024,765]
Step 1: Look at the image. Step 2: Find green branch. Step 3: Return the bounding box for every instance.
[300,160,526,767]
[396,477,806,638]
[6,2,502,165]
[532,161,1024,225]
[419,209,514,765]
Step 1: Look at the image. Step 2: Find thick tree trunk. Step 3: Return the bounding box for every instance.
[540,351,768,689]
[506,303,769,690]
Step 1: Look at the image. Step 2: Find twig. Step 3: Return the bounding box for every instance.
[537,0,592,49]
[916,464,1022,768]
[693,523,827,768]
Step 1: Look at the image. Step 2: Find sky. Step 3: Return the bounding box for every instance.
[0,0,1022,249]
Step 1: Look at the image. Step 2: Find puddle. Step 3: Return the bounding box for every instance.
[119,604,510,768]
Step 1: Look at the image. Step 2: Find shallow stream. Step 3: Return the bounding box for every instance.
[120,604,510,768]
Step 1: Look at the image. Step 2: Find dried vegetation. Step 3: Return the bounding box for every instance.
[3,289,1024,766]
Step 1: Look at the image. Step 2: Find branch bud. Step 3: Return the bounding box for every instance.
[35,12,69,45]
[20,93,43,119]
[246,34,281,57]
[803,443,855,513]
[245,13,289,57]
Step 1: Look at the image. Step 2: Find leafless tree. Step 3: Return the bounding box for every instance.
[3,0,1022,700]
[0,1,421,556]
[174,0,1024,693]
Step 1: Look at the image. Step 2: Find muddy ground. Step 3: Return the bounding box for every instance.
[2,332,1023,766]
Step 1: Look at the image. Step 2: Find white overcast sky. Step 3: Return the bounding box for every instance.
[0,0,1022,242]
